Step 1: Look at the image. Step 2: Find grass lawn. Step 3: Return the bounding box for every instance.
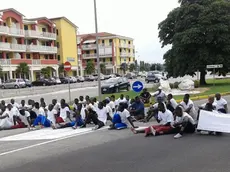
[99,78,230,102]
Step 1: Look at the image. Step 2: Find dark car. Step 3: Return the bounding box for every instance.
[145,73,160,83]
[24,79,32,87]
[32,79,53,86]
[101,77,130,94]
[84,75,95,82]
[60,77,69,84]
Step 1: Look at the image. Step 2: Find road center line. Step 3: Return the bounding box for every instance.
[0,127,108,157]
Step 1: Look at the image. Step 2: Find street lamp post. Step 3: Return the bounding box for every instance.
[94,0,102,101]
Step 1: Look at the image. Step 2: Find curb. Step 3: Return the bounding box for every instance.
[175,92,230,103]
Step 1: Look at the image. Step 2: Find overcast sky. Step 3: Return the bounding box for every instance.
[1,0,179,63]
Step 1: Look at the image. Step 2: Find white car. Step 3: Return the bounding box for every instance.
[69,76,77,83]
[77,76,85,82]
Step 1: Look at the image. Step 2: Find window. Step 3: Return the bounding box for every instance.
[129,58,131,62]
[110,58,112,62]
[56,29,59,35]
[45,55,48,59]
[26,54,30,59]
[57,42,60,48]
[86,51,90,54]
[5,38,7,42]
[128,41,131,44]
[102,40,105,44]
[120,48,122,52]
[42,28,46,32]
[95,59,97,62]
[3,23,6,26]
[0,53,2,59]
[53,28,56,33]
[128,49,131,53]
[103,58,105,62]
[24,25,28,30]
[94,50,97,53]
[58,55,60,61]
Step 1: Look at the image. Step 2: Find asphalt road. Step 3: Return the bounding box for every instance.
[0,97,230,172]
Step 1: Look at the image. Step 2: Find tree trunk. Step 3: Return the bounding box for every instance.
[200,70,207,85]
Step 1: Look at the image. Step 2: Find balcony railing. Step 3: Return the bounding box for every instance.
[10,44,27,52]
[25,30,56,40]
[9,28,25,37]
[0,26,9,35]
[0,42,11,51]
[119,44,134,49]
[27,45,57,54]
[0,59,10,65]
[82,54,97,59]
[81,44,113,50]
[78,49,82,55]
[0,59,58,66]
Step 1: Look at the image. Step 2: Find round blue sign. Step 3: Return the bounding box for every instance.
[132,81,144,93]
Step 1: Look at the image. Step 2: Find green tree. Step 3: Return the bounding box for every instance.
[85,61,95,74]
[139,61,145,71]
[41,67,53,78]
[16,63,29,78]
[159,0,230,85]
[100,63,106,74]
[129,63,135,72]
[58,63,65,77]
[120,63,128,74]
[150,63,163,71]
[0,65,3,77]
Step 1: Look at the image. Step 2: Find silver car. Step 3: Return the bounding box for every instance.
[1,79,26,89]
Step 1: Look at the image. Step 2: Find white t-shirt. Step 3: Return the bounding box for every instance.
[158,110,174,125]
[152,102,167,109]
[18,111,30,126]
[215,98,227,110]
[118,109,131,124]
[6,107,20,123]
[11,102,19,109]
[115,98,127,106]
[169,98,178,109]
[109,101,115,110]
[180,100,197,121]
[73,103,78,110]
[53,103,60,112]
[80,106,86,120]
[175,112,195,125]
[47,109,57,124]
[153,90,166,100]
[96,107,107,125]
[60,107,70,122]
[106,105,113,118]
[200,102,217,109]
[33,107,45,116]
[18,104,30,110]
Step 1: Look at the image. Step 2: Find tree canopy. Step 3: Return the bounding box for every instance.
[16,63,29,78]
[85,61,95,74]
[159,0,230,85]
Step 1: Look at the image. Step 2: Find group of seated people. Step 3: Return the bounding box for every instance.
[0,88,228,140]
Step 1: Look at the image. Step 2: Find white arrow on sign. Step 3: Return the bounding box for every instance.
[133,84,143,89]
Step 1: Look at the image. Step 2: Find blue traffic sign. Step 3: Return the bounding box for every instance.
[132,81,144,93]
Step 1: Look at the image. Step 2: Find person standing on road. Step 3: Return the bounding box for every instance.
[215,93,228,113]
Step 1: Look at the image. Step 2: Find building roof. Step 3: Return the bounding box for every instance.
[50,17,78,28]
[25,17,54,24]
[0,8,25,17]
[78,32,133,40]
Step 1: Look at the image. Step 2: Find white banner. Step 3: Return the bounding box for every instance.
[197,110,230,133]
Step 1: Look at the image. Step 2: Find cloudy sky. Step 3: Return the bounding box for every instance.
[1,0,179,63]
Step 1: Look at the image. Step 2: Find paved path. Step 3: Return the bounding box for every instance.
[0,97,229,171]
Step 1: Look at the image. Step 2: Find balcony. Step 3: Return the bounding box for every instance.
[120,52,129,57]
[9,28,25,37]
[82,44,97,50]
[0,26,9,35]
[10,44,27,52]
[119,44,134,49]
[0,59,58,66]
[27,45,57,54]
[11,59,32,65]
[0,42,11,51]
[82,54,96,59]
[0,59,10,65]
[78,48,82,55]
[25,30,56,40]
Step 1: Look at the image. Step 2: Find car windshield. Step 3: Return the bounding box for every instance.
[105,78,118,83]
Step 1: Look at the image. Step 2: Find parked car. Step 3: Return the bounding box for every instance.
[49,78,57,85]
[104,75,111,80]
[84,75,95,82]
[76,76,85,82]
[53,77,62,84]
[93,73,105,81]
[101,77,130,94]
[69,76,77,83]
[145,73,161,83]
[32,79,54,86]
[60,77,69,84]
[1,78,26,89]
[125,72,137,79]
[24,79,32,87]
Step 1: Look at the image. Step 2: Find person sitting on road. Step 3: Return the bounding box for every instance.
[52,99,60,113]
[166,94,178,113]
[81,102,107,130]
[47,104,58,126]
[144,97,165,122]
[103,99,113,121]
[79,96,85,104]
[131,102,174,137]
[129,96,145,120]
[11,109,31,129]
[18,100,30,110]
[215,93,228,113]
[32,102,45,116]
[109,95,116,112]
[60,99,70,109]
[152,86,166,102]
[109,103,137,130]
[10,99,19,109]
[85,95,90,103]
[73,98,80,113]
[172,106,196,139]
[125,95,131,107]
[0,106,14,129]
[198,96,216,121]
[40,98,46,109]
[180,94,197,122]
[59,101,71,122]
[30,113,51,130]
[140,88,151,104]
[92,97,99,108]
[115,94,127,107]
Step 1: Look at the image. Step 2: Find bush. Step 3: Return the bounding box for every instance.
[194,80,200,88]
[173,82,180,88]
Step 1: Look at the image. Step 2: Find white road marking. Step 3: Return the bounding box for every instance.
[0,126,109,157]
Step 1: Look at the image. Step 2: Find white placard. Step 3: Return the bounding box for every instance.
[197,110,230,133]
